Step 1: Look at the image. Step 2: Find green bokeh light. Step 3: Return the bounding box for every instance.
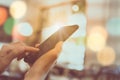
[3,17,14,35]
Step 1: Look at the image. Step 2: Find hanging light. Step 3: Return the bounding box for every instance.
[72,4,79,12]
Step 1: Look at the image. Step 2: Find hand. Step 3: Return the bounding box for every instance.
[24,41,63,80]
[0,41,63,80]
[0,42,39,73]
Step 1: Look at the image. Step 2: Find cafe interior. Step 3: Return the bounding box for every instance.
[0,0,120,80]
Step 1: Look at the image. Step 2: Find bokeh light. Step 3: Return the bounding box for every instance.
[3,17,14,35]
[72,5,79,12]
[106,18,120,36]
[87,33,106,52]
[88,26,108,39]
[87,26,108,52]
[17,22,33,36]
[0,7,8,26]
[12,22,33,41]
[12,25,24,41]
[10,0,27,19]
[97,46,116,66]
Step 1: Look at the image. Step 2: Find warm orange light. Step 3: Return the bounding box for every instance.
[97,46,116,66]
[0,7,8,26]
[87,26,108,52]
[88,26,108,39]
[87,33,106,52]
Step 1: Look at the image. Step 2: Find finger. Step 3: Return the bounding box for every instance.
[17,48,39,61]
[17,46,40,61]
[35,44,40,48]
[17,46,39,61]
[25,46,40,53]
[52,41,63,56]
[55,41,63,52]
[24,42,63,80]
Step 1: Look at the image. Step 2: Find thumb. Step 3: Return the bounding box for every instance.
[24,41,63,80]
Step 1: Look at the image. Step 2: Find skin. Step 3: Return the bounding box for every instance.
[0,41,63,80]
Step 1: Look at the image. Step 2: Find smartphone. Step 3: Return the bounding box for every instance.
[24,25,79,64]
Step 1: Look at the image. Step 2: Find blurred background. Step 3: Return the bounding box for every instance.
[0,0,120,80]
